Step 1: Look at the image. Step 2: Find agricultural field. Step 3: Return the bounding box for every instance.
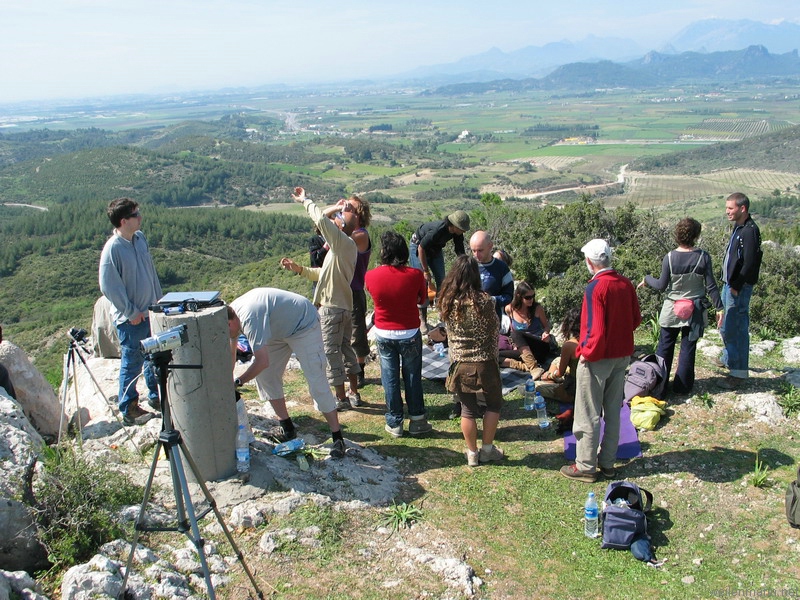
[682,118,794,140]
[3,82,800,218]
[614,168,797,206]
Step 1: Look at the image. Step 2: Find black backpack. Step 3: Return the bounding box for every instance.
[786,466,800,529]
[600,480,653,551]
[624,354,667,403]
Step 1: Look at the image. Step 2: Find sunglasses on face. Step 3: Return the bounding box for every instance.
[125,211,140,219]
[523,295,535,300]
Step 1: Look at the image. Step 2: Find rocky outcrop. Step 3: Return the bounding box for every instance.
[91,296,119,359]
[0,570,46,600]
[61,354,119,436]
[0,388,48,572]
[0,341,65,439]
[783,337,800,364]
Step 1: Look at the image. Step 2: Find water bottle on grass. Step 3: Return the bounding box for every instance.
[534,391,549,428]
[584,491,599,538]
[523,377,536,410]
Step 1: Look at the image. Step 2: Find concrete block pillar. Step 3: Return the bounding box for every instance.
[150,304,236,482]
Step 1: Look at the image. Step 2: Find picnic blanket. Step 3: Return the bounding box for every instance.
[562,401,642,460]
[421,344,531,396]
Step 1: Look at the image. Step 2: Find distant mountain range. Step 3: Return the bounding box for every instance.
[395,18,800,87]
[429,45,800,95]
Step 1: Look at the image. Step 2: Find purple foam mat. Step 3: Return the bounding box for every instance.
[563,401,642,460]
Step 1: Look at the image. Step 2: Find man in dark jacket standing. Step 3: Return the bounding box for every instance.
[718,192,762,386]
[561,239,641,483]
[409,211,470,333]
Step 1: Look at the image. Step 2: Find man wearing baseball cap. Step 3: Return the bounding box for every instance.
[409,210,470,333]
[561,239,641,483]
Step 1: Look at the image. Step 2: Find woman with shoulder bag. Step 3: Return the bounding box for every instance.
[637,218,723,395]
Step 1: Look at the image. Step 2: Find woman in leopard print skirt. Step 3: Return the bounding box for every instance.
[438,255,505,467]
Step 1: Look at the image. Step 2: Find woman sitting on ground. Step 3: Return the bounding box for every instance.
[504,282,554,380]
[537,306,581,404]
[438,255,505,467]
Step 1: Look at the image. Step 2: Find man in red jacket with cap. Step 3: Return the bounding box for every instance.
[561,239,641,483]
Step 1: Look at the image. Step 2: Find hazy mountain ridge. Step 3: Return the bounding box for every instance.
[401,35,645,82]
[667,18,800,54]
[431,45,800,95]
[405,18,800,86]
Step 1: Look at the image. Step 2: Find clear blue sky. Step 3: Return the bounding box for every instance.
[2,0,799,103]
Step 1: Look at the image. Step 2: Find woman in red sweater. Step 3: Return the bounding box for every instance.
[365,231,433,438]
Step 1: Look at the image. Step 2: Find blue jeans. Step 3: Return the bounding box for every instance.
[376,331,425,427]
[409,242,445,289]
[117,319,159,413]
[720,283,752,379]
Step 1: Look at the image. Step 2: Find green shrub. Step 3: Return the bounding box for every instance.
[778,381,800,417]
[381,501,424,532]
[32,445,143,568]
[750,452,770,488]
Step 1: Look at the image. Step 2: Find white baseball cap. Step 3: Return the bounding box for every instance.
[581,239,612,262]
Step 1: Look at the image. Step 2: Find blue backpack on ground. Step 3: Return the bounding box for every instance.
[601,480,655,561]
[623,354,667,403]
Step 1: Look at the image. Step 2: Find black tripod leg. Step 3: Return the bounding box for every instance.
[178,441,266,599]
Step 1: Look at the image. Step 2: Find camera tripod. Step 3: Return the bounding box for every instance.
[119,349,263,600]
[58,329,113,445]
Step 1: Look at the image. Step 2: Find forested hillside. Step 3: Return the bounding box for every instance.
[2,113,800,385]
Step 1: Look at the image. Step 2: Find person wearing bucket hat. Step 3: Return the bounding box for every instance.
[409,210,470,333]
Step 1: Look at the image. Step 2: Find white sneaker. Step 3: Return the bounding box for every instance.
[385,423,403,438]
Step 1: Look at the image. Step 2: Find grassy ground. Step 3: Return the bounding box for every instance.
[216,329,800,600]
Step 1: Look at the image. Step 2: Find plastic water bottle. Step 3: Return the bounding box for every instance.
[584,491,599,538]
[236,425,250,474]
[273,437,306,456]
[434,342,446,357]
[523,377,536,410]
[534,391,549,428]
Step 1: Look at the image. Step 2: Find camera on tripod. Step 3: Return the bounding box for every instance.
[68,327,88,344]
[140,324,188,355]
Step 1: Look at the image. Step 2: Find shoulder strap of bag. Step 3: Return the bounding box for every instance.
[640,487,654,512]
[690,251,703,274]
[667,251,674,276]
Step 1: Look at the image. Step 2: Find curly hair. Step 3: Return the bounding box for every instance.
[674,217,702,247]
[437,255,483,322]
[347,195,371,228]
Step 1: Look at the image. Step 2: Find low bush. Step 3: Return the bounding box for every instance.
[31,445,143,568]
